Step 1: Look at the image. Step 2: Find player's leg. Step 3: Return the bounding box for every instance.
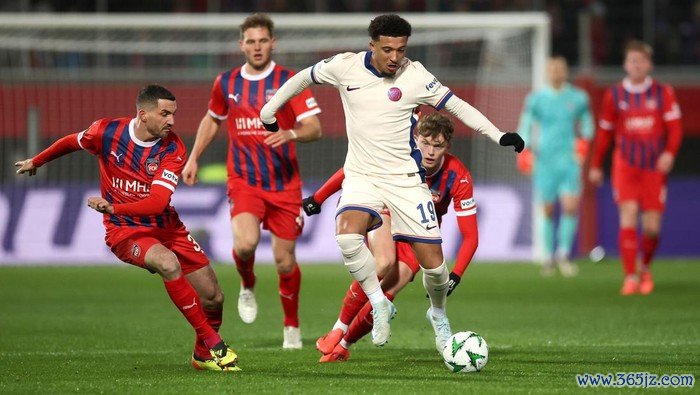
[317,213,394,354]
[638,173,666,294]
[185,265,225,364]
[613,163,642,295]
[556,195,581,277]
[534,168,558,275]
[231,213,262,323]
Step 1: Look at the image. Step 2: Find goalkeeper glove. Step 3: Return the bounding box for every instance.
[499,132,525,153]
[446,272,461,296]
[262,118,279,132]
[302,196,322,216]
[516,149,533,175]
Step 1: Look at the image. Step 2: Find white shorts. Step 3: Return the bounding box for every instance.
[336,172,441,244]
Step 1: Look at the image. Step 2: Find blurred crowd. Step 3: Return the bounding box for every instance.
[1,0,699,66]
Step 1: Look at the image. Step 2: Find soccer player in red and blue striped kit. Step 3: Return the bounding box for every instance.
[182,13,322,349]
[589,41,683,296]
[15,84,240,371]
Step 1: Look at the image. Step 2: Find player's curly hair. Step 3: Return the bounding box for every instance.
[137,84,175,109]
[417,113,454,143]
[240,13,274,38]
[368,14,412,41]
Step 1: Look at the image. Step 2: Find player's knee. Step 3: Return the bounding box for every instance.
[234,241,257,260]
[201,289,224,310]
[374,254,395,277]
[151,251,181,278]
[335,234,365,260]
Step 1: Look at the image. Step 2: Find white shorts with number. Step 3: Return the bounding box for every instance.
[336,171,441,244]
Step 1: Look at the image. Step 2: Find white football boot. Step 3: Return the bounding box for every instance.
[282,326,303,349]
[237,287,257,324]
[426,307,452,353]
[371,299,396,346]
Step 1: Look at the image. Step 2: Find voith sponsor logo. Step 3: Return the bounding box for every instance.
[625,115,655,132]
[235,117,264,130]
[460,198,475,209]
[111,177,150,193]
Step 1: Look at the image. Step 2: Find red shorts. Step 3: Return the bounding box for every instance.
[227,181,303,240]
[396,241,420,279]
[106,224,209,275]
[612,161,667,212]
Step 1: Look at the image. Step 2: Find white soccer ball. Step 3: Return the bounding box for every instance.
[442,331,489,373]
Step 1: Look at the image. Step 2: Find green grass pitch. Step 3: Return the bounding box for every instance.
[0,259,698,393]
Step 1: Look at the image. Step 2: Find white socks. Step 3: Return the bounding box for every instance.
[336,234,384,307]
[423,260,449,314]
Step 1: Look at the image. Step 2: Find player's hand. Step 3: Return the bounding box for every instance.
[182,160,198,186]
[447,272,461,297]
[499,132,525,153]
[14,159,37,176]
[264,130,296,148]
[575,138,590,164]
[588,167,604,187]
[302,195,322,216]
[87,196,114,214]
[516,149,533,176]
[656,151,675,174]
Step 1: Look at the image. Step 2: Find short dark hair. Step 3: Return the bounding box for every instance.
[240,13,274,39]
[417,113,454,143]
[368,14,411,41]
[137,84,175,109]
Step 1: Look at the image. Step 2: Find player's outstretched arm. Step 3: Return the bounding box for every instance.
[260,67,314,131]
[15,133,83,176]
[264,115,322,148]
[443,95,524,152]
[302,167,345,216]
[183,114,221,186]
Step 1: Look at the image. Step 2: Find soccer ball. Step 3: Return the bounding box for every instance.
[442,331,489,373]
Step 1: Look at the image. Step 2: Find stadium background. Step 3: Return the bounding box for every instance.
[1,0,699,265]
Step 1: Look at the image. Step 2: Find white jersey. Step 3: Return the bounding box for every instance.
[310,51,454,177]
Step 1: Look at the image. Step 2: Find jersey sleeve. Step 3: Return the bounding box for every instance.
[151,139,187,194]
[590,89,616,168]
[597,88,617,132]
[661,85,683,155]
[288,71,322,122]
[517,92,537,148]
[309,52,354,87]
[414,62,453,110]
[77,119,107,156]
[451,166,476,218]
[207,73,228,120]
[577,92,594,140]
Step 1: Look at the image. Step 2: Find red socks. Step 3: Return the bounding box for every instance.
[344,293,394,345]
[619,228,638,276]
[233,250,256,289]
[338,280,368,325]
[163,276,220,348]
[279,264,301,327]
[194,308,223,359]
[641,234,659,271]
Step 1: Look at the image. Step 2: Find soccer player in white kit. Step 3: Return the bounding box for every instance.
[260,14,524,351]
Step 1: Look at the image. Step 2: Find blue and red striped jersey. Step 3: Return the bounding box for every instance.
[595,78,682,170]
[78,117,187,231]
[208,61,321,191]
[426,153,476,224]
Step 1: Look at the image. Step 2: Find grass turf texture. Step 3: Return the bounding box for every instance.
[0,260,698,393]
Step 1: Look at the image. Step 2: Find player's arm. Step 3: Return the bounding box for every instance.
[87,185,172,216]
[657,85,683,174]
[589,89,616,186]
[442,95,524,152]
[182,114,222,185]
[515,93,537,174]
[302,167,345,216]
[15,133,83,176]
[260,67,315,131]
[448,213,479,296]
[264,114,322,148]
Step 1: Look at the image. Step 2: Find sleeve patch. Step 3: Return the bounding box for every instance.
[160,169,178,185]
[460,198,476,210]
[305,97,317,108]
[425,77,442,93]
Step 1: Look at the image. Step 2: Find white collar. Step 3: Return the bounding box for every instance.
[129,118,160,147]
[622,76,652,94]
[241,61,276,81]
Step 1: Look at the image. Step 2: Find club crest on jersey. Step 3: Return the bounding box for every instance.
[131,243,141,258]
[388,87,402,102]
[146,157,160,176]
[265,89,278,103]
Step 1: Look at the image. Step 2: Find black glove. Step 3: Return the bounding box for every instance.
[499,132,525,153]
[262,119,279,132]
[426,272,461,298]
[446,272,461,297]
[302,195,322,216]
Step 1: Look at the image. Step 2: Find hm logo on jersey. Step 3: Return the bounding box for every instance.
[146,157,160,176]
[235,117,264,130]
[111,177,150,194]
